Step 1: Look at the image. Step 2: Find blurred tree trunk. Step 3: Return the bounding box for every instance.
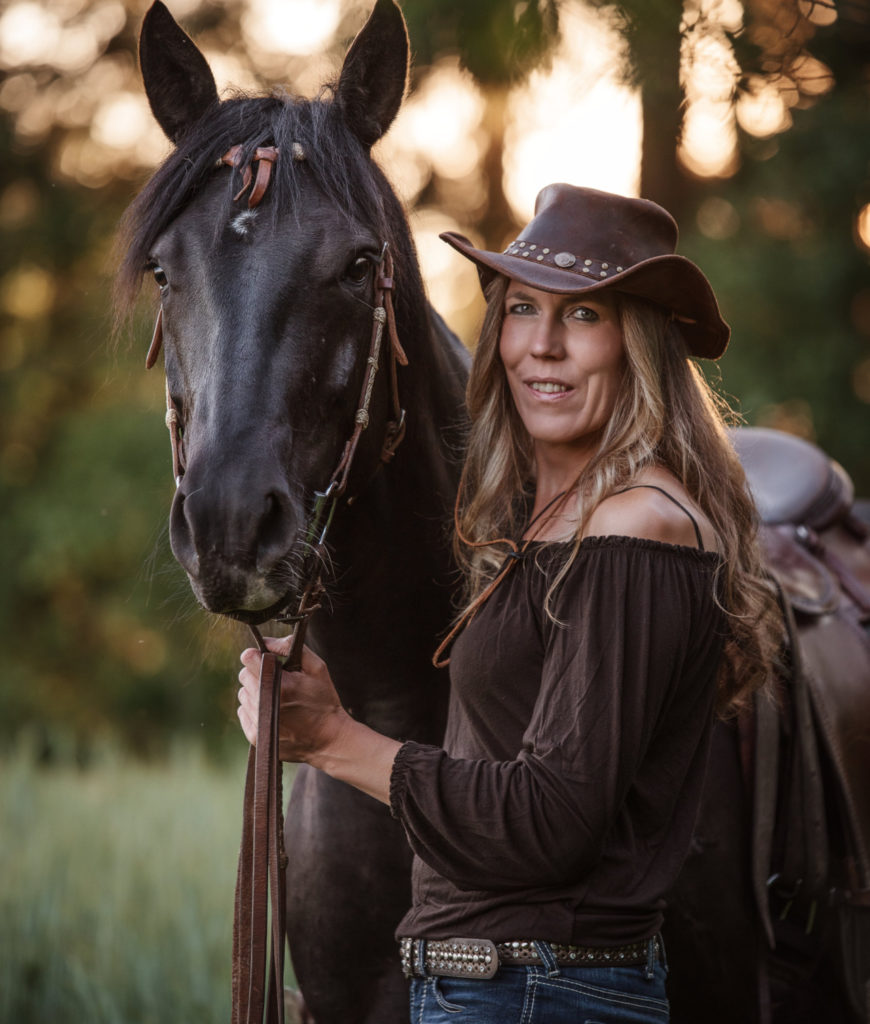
[478,85,518,247]
[625,0,692,218]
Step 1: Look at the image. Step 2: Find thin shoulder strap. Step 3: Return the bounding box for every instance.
[615,484,705,552]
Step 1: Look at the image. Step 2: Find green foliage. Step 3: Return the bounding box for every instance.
[681,50,870,492]
[0,140,244,755]
[0,743,286,1022]
[402,0,559,84]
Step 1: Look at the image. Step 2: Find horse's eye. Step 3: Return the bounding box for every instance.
[152,265,168,289]
[344,256,371,285]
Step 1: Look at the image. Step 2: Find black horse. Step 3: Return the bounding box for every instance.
[119,2,868,1022]
[119,2,467,1018]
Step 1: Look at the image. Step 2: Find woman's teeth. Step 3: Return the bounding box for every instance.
[530,382,569,393]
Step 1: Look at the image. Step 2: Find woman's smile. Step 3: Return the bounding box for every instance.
[526,378,573,396]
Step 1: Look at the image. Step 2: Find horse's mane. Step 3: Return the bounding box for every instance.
[116,87,420,317]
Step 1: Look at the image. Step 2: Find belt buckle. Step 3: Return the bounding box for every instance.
[425,938,498,980]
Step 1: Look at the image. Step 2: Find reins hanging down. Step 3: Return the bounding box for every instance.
[143,142,408,1024]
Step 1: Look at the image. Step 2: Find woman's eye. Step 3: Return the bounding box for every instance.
[570,305,599,322]
[151,265,168,289]
[344,256,372,284]
[507,302,533,316]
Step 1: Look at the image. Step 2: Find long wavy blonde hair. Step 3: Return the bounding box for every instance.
[455,275,781,714]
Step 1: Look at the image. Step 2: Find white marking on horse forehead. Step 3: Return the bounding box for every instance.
[230,209,258,236]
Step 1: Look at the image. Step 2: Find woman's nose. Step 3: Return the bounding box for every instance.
[529,316,564,358]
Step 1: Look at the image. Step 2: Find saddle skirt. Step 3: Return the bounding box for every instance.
[732,427,870,924]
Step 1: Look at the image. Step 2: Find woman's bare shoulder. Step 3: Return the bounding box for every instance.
[583,472,715,550]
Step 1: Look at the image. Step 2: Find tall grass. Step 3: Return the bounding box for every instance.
[0,740,290,1023]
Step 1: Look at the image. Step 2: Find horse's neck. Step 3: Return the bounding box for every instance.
[307,305,467,742]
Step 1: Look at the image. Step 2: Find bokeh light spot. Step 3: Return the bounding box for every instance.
[0,2,61,68]
[401,61,485,180]
[411,206,482,341]
[791,54,835,97]
[504,0,642,221]
[856,204,870,252]
[737,76,793,138]
[799,0,837,27]
[1,265,56,320]
[679,2,740,178]
[242,0,341,56]
[696,196,740,239]
[92,93,152,150]
[0,180,40,229]
[679,99,739,177]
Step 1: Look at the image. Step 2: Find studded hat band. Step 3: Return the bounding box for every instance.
[399,935,662,980]
[502,239,626,281]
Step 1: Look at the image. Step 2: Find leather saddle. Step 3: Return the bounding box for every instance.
[731,427,870,1018]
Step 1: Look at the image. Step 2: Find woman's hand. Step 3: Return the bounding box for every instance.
[237,637,403,805]
[237,638,352,766]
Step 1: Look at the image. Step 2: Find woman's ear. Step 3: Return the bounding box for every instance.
[336,0,409,149]
[139,1,219,143]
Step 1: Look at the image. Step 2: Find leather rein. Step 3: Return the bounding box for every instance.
[144,144,408,1024]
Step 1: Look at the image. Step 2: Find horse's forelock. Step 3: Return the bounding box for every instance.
[115,89,408,323]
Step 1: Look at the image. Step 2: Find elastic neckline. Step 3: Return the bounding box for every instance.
[524,533,722,563]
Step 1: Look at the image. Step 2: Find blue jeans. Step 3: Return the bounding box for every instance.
[409,939,669,1023]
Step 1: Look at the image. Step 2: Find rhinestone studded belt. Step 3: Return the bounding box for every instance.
[399,935,660,980]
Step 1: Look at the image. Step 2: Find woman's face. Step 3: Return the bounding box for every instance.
[498,281,625,465]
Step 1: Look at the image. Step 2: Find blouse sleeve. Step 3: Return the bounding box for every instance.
[388,543,719,892]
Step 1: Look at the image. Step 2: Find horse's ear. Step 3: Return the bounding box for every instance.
[139,1,219,143]
[336,0,409,149]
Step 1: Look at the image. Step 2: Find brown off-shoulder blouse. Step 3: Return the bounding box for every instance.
[389,536,725,946]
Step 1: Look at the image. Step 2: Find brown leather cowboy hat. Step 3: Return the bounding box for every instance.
[440,183,729,359]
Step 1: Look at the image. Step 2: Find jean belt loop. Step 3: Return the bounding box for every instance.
[657,932,668,971]
[644,936,657,981]
[533,940,561,979]
[415,938,428,978]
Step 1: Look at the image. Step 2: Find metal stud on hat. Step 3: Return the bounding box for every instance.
[440,183,730,359]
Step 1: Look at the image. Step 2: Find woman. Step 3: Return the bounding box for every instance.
[237,184,779,1021]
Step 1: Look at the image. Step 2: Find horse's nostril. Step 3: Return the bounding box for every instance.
[168,488,200,576]
[257,490,294,573]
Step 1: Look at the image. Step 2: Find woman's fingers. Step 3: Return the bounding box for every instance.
[258,634,323,667]
[237,648,263,746]
[263,634,294,659]
[236,640,346,761]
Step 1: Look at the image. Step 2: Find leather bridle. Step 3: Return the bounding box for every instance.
[144,143,408,1024]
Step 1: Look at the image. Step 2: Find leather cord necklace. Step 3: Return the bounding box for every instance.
[432,487,573,667]
[143,143,408,1024]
